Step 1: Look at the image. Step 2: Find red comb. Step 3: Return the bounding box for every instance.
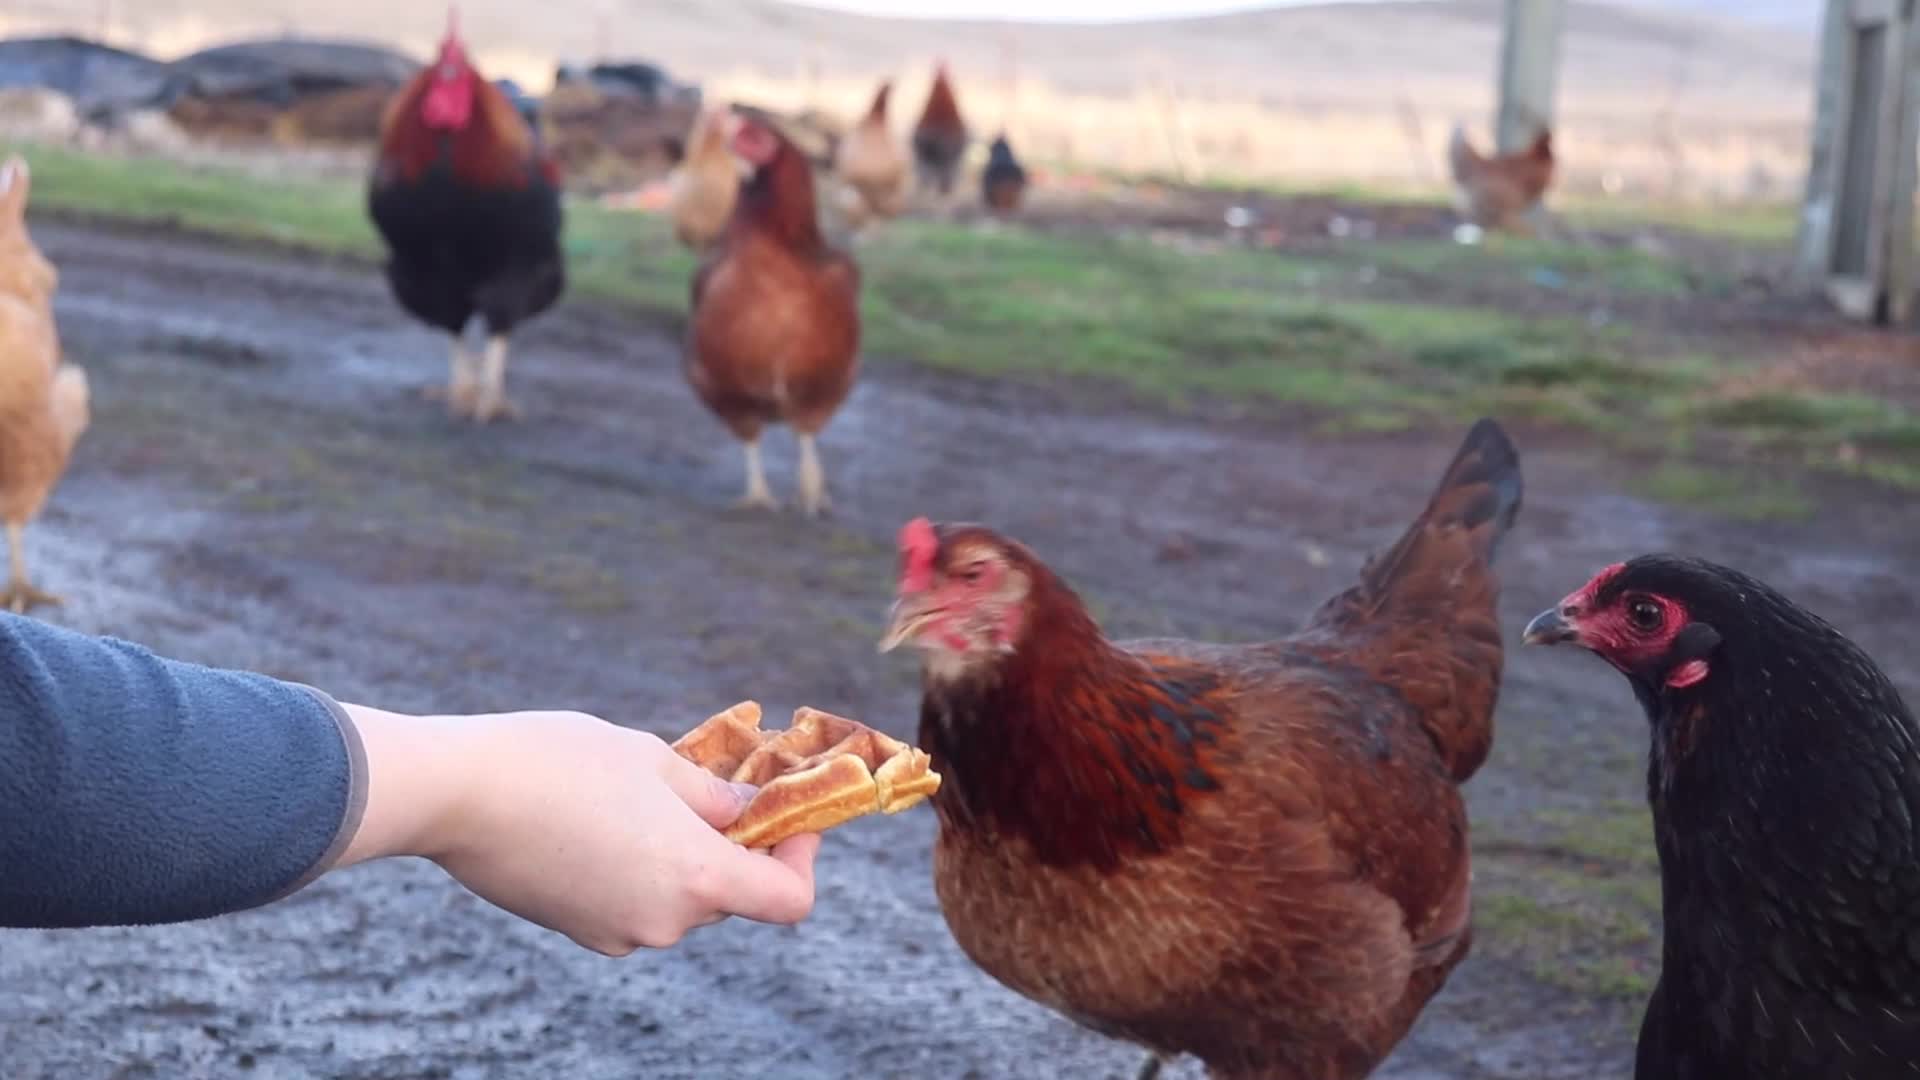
[899,518,939,592]
[438,5,465,56]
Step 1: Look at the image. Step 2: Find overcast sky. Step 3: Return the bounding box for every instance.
[784,1,1819,24]
[790,0,1310,20]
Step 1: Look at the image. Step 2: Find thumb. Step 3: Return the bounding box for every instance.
[656,751,758,830]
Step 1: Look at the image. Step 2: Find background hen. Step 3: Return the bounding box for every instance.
[686,113,860,517]
[1524,557,1920,1079]
[1447,125,1554,232]
[911,62,969,199]
[367,13,565,423]
[0,157,89,614]
[834,80,909,228]
[981,133,1029,214]
[881,419,1522,1079]
[668,104,741,251]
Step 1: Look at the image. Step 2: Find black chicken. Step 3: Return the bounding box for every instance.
[1525,555,1920,1079]
[980,133,1027,214]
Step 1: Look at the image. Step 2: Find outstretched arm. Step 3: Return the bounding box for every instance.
[0,613,818,949]
[0,613,360,927]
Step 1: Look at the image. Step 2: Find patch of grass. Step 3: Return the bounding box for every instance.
[1686,390,1920,445]
[1476,803,1664,1002]
[24,144,1920,508]
[8,145,1616,423]
[1359,237,1704,297]
[1535,802,1659,873]
[1476,890,1657,1000]
[1632,463,1814,522]
[1671,391,1920,492]
[1560,197,1797,247]
[24,146,380,256]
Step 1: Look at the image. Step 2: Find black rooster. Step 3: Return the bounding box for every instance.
[367,12,564,423]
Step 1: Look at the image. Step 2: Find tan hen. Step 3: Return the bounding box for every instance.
[0,157,89,614]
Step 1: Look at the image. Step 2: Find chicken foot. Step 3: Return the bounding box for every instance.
[796,432,832,517]
[1,522,62,614]
[736,438,778,511]
[422,336,480,417]
[470,334,519,423]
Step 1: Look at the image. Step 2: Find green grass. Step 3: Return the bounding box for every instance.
[1357,236,1708,296]
[1559,195,1798,247]
[1477,889,1658,1000]
[1632,463,1815,522]
[17,143,1920,499]
[22,146,381,255]
[1475,802,1663,1003]
[1683,390,1920,451]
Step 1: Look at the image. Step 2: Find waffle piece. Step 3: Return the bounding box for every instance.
[672,701,941,849]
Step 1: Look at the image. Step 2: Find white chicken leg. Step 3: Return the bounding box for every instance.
[471,334,518,423]
[796,432,832,518]
[737,438,778,510]
[425,335,479,417]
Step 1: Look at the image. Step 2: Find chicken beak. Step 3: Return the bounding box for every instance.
[1522,607,1580,647]
[878,597,941,654]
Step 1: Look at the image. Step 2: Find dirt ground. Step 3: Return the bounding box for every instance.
[2,219,1918,1080]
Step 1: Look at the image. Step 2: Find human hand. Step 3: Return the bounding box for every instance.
[337,706,820,955]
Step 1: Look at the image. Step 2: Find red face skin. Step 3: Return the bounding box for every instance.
[1550,563,1709,690]
[421,33,475,131]
[887,518,1030,663]
[732,119,779,168]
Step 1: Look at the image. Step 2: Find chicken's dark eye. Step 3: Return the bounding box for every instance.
[1627,597,1663,632]
[958,563,987,584]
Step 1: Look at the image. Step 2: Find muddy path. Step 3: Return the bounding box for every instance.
[3,219,1917,1080]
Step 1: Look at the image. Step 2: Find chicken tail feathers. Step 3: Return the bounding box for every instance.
[1430,417,1522,564]
[1345,419,1520,608]
[1308,420,1519,779]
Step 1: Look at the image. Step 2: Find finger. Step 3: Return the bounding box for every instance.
[769,832,822,877]
[709,837,818,925]
[656,751,757,830]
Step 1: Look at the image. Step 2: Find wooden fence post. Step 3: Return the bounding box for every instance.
[1495,0,1567,153]
[1793,0,1854,283]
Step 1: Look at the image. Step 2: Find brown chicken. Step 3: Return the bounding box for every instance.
[834,80,909,226]
[686,114,860,517]
[1448,125,1554,232]
[881,419,1523,1080]
[668,104,741,251]
[0,157,90,614]
[911,62,969,198]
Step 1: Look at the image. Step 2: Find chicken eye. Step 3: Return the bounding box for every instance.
[958,562,988,584]
[1626,597,1663,632]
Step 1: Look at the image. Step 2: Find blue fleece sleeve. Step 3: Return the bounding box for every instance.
[0,613,367,928]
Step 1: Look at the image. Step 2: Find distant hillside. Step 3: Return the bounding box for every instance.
[0,0,1818,199]
[0,0,1813,100]
[1625,0,1817,30]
